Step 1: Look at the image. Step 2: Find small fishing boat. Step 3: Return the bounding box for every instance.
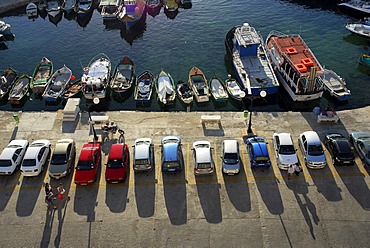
[209,73,228,102]
[155,69,176,105]
[81,53,111,101]
[188,66,210,103]
[8,74,31,104]
[345,22,370,39]
[117,0,146,28]
[61,80,82,99]
[359,52,370,66]
[42,65,73,102]
[338,1,370,18]
[176,80,193,104]
[0,21,12,36]
[99,0,121,20]
[46,0,64,18]
[30,57,53,95]
[110,56,136,94]
[134,70,154,102]
[0,67,18,100]
[26,3,38,19]
[321,69,351,102]
[225,75,245,101]
[146,0,162,18]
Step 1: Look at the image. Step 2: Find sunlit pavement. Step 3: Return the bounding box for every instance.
[0,109,370,247]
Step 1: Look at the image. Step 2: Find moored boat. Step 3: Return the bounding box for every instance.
[176,80,193,104]
[345,22,370,39]
[134,70,154,102]
[338,1,370,18]
[64,0,77,16]
[209,73,228,102]
[26,3,38,19]
[155,69,176,105]
[0,21,12,36]
[110,56,136,94]
[8,74,31,104]
[224,75,245,101]
[0,67,18,100]
[61,80,82,99]
[265,31,324,102]
[30,57,53,95]
[321,69,351,102]
[74,0,93,15]
[225,23,279,98]
[81,53,111,101]
[99,0,121,20]
[188,66,210,103]
[117,0,146,27]
[42,65,73,102]
[164,0,179,19]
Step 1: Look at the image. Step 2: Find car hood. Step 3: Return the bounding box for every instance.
[105,167,125,180]
[307,154,326,163]
[49,164,68,174]
[278,154,298,164]
[75,169,95,183]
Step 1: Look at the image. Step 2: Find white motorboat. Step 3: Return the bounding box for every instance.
[321,69,351,102]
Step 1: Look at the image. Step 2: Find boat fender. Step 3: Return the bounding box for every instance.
[1,76,6,83]
[301,58,314,67]
[286,47,298,54]
[295,63,307,73]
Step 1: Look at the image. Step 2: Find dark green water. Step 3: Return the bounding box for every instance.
[0,0,369,112]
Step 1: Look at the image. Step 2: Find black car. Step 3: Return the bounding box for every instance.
[324,133,355,166]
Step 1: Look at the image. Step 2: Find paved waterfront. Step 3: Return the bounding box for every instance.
[0,0,31,15]
[0,108,369,247]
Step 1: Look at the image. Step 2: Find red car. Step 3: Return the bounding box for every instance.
[105,143,129,183]
[74,142,101,185]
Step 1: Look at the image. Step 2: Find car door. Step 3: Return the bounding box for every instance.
[38,146,47,169]
[66,143,72,169]
[358,141,366,159]
[274,135,280,160]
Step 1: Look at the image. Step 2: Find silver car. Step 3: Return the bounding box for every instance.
[221,140,240,175]
[192,141,214,175]
[298,131,326,169]
[49,139,76,179]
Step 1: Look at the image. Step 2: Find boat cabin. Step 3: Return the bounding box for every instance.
[234,23,260,57]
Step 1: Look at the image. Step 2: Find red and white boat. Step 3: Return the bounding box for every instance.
[265,31,324,102]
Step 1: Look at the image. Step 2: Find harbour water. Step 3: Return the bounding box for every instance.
[0,0,369,112]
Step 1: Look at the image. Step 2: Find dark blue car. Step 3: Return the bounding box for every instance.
[161,136,183,173]
[246,136,271,168]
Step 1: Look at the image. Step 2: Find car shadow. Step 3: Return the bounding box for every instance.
[134,163,155,218]
[105,167,130,213]
[162,162,187,225]
[73,161,101,222]
[222,159,251,212]
[252,167,284,215]
[195,171,222,223]
[0,171,21,211]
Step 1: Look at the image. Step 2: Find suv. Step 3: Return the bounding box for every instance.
[0,140,29,175]
[324,133,355,166]
[21,140,51,177]
[133,138,154,172]
[246,136,271,168]
[298,131,326,169]
[272,133,299,170]
[74,142,101,185]
[161,136,183,173]
[221,140,240,175]
[105,143,130,183]
[192,141,214,175]
[49,139,76,179]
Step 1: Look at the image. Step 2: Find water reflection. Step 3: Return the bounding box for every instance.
[279,0,341,11]
[48,11,63,26]
[76,6,94,28]
[146,3,162,18]
[120,13,147,45]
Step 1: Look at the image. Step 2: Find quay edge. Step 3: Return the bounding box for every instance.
[0,0,32,15]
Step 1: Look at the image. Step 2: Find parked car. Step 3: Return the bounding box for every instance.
[0,140,29,175]
[272,133,299,170]
[324,133,355,166]
[192,141,214,175]
[133,138,154,172]
[298,131,326,169]
[105,143,130,183]
[221,139,240,175]
[21,139,51,177]
[74,142,101,185]
[160,136,183,173]
[48,139,76,179]
[349,132,370,166]
[246,136,271,168]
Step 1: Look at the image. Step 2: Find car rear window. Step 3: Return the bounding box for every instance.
[223,153,238,164]
[76,160,94,170]
[0,159,12,167]
[197,163,211,169]
[51,154,67,165]
[135,159,149,165]
[22,159,36,166]
[107,159,124,168]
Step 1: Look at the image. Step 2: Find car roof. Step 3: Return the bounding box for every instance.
[251,142,269,156]
[0,148,17,159]
[275,133,293,145]
[193,141,211,163]
[135,141,150,159]
[334,139,352,153]
[54,142,70,154]
[223,140,238,153]
[163,143,179,161]
[24,146,43,159]
[302,131,321,144]
[0,140,28,158]
[79,143,100,160]
[109,143,124,159]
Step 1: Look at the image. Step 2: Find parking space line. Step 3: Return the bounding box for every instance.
[355,157,370,177]
[185,142,191,184]
[156,144,162,185]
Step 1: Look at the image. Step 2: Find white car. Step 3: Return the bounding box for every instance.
[272,133,299,170]
[192,141,214,175]
[0,140,29,175]
[298,131,326,169]
[133,138,154,172]
[21,139,51,177]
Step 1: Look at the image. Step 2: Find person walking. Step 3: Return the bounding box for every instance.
[44,182,52,196]
[288,164,294,180]
[294,164,302,177]
[57,183,70,201]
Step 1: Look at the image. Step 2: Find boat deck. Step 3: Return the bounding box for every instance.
[238,55,276,88]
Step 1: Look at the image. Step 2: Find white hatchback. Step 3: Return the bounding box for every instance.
[192,141,214,175]
[0,140,29,175]
[272,133,299,170]
[21,139,51,177]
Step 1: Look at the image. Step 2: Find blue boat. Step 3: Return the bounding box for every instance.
[225,23,279,98]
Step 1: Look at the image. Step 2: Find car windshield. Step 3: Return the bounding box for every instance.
[308,144,324,156]
[163,161,180,168]
[279,145,295,155]
[0,159,12,167]
[76,160,94,170]
[51,154,67,165]
[135,159,149,165]
[223,153,239,164]
[255,156,269,162]
[22,159,36,166]
[197,163,211,169]
[107,159,124,168]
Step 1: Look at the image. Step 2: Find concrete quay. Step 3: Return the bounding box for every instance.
[0,0,32,15]
[0,107,370,247]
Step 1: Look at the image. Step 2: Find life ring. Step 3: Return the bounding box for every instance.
[301,58,314,67]
[286,47,298,54]
[295,63,307,73]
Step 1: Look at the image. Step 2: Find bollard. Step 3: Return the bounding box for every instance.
[13,114,19,124]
